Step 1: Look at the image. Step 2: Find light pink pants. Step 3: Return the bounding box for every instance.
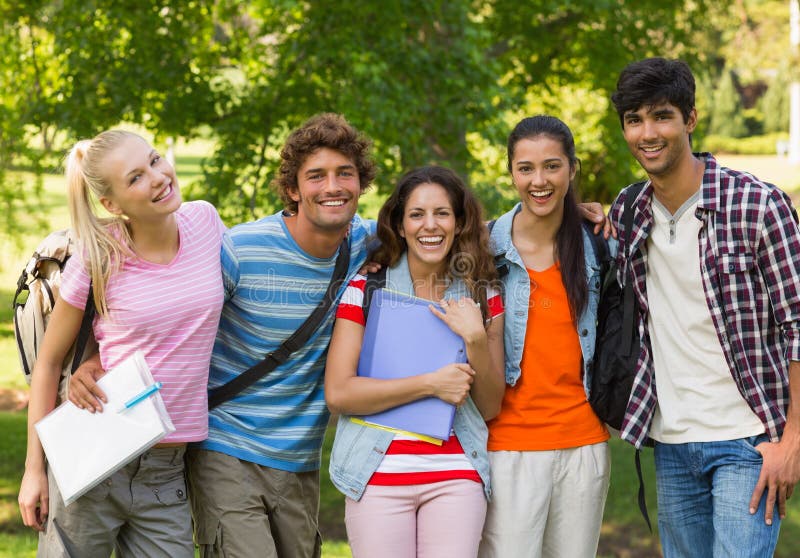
[345,479,487,558]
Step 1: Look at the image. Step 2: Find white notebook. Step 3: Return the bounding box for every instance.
[35,351,175,505]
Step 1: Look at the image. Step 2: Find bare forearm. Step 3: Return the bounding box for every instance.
[24,362,61,471]
[326,374,435,416]
[465,317,505,420]
[465,336,504,419]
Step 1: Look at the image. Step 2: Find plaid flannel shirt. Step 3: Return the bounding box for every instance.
[609,153,800,449]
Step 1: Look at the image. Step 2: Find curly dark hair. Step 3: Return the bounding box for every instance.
[371,165,498,320]
[611,57,696,127]
[274,113,377,212]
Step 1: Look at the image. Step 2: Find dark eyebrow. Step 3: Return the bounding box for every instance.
[303,164,356,176]
[407,206,452,212]
[515,157,561,166]
[124,150,157,178]
[651,107,676,118]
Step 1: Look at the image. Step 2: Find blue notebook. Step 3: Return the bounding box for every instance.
[356,288,466,440]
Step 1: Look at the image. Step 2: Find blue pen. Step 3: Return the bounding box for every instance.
[118,382,162,413]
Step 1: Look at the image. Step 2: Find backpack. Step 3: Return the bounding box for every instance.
[588,182,652,531]
[588,182,646,430]
[12,229,97,403]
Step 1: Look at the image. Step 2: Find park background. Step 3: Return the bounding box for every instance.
[2,1,800,556]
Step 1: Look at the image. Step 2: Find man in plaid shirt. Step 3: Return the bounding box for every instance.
[608,57,800,557]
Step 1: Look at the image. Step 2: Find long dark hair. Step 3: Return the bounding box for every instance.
[507,115,587,322]
[371,165,498,320]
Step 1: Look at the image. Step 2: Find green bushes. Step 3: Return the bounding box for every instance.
[700,132,789,155]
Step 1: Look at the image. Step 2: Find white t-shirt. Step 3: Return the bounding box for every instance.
[645,194,764,443]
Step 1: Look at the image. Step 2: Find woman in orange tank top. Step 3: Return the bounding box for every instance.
[479,116,612,558]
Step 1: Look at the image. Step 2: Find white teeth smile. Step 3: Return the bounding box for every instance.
[641,146,663,153]
[418,236,444,246]
[321,200,346,207]
[530,190,553,198]
[153,183,172,202]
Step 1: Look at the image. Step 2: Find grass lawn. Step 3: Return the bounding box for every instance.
[1,150,799,556]
[1,412,798,558]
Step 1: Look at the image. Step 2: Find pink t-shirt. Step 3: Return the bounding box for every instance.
[60,201,226,442]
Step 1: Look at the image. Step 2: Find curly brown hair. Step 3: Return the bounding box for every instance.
[274,113,377,213]
[371,166,498,320]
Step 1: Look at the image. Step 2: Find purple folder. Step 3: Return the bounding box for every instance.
[357,288,466,440]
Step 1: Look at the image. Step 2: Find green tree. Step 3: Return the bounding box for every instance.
[709,69,748,138]
[761,64,790,133]
[480,0,727,202]
[200,0,503,222]
[200,0,731,219]
[0,0,50,243]
[0,0,223,243]
[0,0,743,237]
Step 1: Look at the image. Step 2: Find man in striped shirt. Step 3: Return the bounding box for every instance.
[609,57,800,557]
[185,113,377,558]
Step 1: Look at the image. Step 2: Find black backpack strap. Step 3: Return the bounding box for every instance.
[70,285,96,374]
[362,267,387,323]
[635,449,653,532]
[621,183,653,531]
[620,182,646,356]
[620,181,647,260]
[486,219,509,279]
[208,237,351,409]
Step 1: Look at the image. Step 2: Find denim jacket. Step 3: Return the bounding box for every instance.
[489,203,616,396]
[328,253,493,501]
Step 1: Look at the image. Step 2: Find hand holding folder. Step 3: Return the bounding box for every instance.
[356,289,467,440]
[35,351,174,505]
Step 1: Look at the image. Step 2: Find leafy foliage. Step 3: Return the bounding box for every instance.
[2,0,765,236]
[709,69,748,138]
[761,63,791,134]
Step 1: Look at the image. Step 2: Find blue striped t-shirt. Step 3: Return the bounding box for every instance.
[199,211,374,472]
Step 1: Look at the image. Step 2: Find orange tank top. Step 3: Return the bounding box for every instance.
[488,264,608,451]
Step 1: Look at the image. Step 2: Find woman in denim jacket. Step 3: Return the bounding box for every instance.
[326,166,505,558]
[479,116,614,558]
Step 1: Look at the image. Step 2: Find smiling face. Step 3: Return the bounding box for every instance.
[289,147,361,234]
[100,135,181,222]
[510,135,575,223]
[622,101,697,179]
[399,182,458,275]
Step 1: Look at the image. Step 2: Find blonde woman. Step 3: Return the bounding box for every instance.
[18,130,225,557]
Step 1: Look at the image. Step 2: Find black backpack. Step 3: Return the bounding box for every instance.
[588,182,653,531]
[588,182,646,430]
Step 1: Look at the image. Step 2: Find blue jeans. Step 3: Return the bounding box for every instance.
[654,435,781,558]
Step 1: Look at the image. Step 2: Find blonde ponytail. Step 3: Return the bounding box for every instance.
[64,130,139,317]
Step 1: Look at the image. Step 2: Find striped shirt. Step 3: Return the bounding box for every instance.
[337,274,503,486]
[198,212,374,472]
[60,201,226,443]
[609,153,800,449]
